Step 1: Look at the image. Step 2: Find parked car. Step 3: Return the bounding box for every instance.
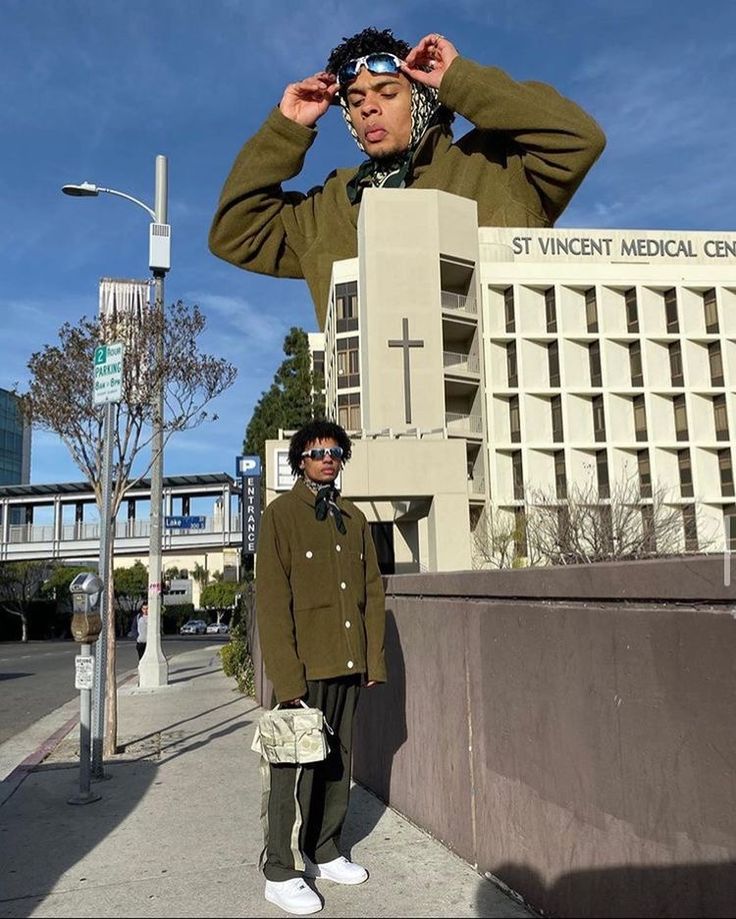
[180,619,207,635]
[206,622,229,635]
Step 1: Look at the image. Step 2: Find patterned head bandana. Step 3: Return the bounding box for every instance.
[340,77,440,199]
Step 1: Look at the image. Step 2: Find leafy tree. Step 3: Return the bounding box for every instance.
[43,564,96,610]
[191,561,209,589]
[0,561,51,642]
[17,300,237,755]
[114,561,148,634]
[244,327,324,465]
[200,582,240,621]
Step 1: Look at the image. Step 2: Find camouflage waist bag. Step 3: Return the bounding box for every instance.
[251,700,333,764]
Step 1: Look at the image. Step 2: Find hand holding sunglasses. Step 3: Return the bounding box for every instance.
[279,70,339,128]
[403,33,459,89]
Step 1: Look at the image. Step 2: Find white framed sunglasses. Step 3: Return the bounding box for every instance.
[300,446,344,461]
[337,52,403,86]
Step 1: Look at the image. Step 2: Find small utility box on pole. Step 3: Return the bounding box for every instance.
[69,572,103,805]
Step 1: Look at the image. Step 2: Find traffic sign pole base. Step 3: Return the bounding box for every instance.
[68,790,102,806]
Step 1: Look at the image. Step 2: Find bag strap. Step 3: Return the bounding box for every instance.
[273,700,335,734]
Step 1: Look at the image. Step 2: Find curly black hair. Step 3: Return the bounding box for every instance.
[288,420,352,477]
[325,27,454,125]
[325,27,411,77]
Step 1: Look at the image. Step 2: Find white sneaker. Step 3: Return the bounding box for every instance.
[264,878,322,915]
[304,854,368,885]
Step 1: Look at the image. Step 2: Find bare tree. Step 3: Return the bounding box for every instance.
[473,472,701,569]
[526,474,688,565]
[17,301,236,754]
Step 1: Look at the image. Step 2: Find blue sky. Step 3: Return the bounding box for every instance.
[2,0,735,486]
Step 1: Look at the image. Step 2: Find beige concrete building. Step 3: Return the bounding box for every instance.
[267,189,736,569]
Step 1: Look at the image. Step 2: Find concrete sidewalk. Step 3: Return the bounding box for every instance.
[0,644,534,918]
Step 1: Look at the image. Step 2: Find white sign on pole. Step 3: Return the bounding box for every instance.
[75,655,95,690]
[93,343,124,405]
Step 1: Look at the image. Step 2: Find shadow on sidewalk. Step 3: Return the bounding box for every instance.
[0,758,157,918]
[477,859,736,918]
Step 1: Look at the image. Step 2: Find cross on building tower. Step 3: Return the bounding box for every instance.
[388,317,425,425]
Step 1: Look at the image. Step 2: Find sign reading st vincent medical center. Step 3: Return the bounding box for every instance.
[481,228,736,264]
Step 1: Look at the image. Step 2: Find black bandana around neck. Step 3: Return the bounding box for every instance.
[313,483,346,534]
[341,78,440,204]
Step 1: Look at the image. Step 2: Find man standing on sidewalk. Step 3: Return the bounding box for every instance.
[255,420,386,916]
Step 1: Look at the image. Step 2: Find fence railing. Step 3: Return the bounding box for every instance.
[443,351,480,374]
[445,412,484,435]
[441,290,477,314]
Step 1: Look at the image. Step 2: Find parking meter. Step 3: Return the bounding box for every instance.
[70,573,103,643]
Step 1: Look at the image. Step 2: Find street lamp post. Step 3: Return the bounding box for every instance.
[62,156,171,710]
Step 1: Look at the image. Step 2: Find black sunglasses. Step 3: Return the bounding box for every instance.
[301,446,344,461]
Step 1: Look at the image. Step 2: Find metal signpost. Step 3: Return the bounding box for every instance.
[236,456,261,564]
[68,573,104,805]
[90,343,123,779]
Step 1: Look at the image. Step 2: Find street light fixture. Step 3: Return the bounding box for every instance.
[62,156,171,713]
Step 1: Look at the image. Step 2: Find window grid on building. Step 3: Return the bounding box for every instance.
[664,288,679,332]
[545,287,557,333]
[504,287,515,333]
[337,392,361,431]
[548,341,560,387]
[629,341,643,387]
[551,396,563,443]
[634,396,648,442]
[512,451,524,500]
[638,449,652,498]
[714,394,729,441]
[709,342,724,387]
[507,341,518,388]
[719,449,734,497]
[596,450,610,500]
[703,288,719,334]
[554,450,567,499]
[593,395,606,442]
[509,396,520,443]
[585,288,598,333]
[678,449,694,498]
[641,504,656,553]
[589,341,602,387]
[669,342,684,388]
[674,395,688,442]
[336,336,360,389]
[625,288,639,332]
[682,504,698,551]
[335,281,358,333]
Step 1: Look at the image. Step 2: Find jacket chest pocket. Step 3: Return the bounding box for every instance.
[291,547,334,612]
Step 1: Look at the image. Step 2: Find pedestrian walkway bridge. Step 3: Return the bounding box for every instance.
[0,474,242,562]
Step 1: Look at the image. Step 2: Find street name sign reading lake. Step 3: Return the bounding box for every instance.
[93,343,124,405]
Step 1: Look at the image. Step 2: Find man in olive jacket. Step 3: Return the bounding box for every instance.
[256,420,385,915]
[209,27,606,329]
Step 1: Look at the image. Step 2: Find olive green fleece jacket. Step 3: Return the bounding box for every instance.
[255,479,386,703]
[209,56,606,329]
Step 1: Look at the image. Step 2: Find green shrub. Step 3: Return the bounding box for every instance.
[219,618,255,696]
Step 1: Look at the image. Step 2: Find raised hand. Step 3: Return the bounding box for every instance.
[279,71,339,127]
[402,33,459,89]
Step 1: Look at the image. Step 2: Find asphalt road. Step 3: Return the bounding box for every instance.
[0,635,226,746]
